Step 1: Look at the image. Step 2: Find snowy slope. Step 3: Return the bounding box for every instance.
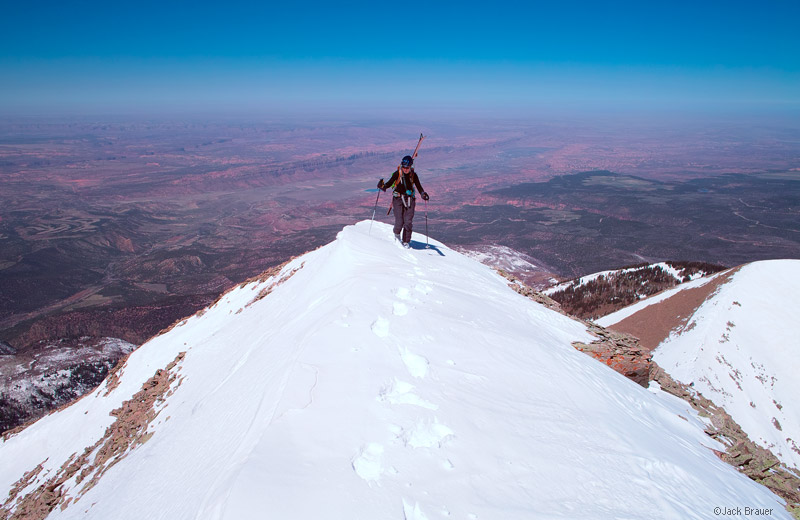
[647,260,800,470]
[0,222,790,519]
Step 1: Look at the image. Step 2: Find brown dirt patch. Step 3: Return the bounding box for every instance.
[608,267,741,352]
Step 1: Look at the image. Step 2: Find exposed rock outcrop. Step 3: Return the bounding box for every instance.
[572,323,651,387]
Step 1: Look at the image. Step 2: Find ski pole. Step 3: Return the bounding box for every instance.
[369,189,381,235]
[425,198,429,248]
[411,132,427,246]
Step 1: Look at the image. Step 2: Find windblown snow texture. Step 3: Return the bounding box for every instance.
[653,260,800,470]
[0,222,789,519]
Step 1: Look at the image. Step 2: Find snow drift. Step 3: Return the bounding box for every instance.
[0,222,790,519]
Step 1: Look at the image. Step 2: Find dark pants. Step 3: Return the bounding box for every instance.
[392,196,416,243]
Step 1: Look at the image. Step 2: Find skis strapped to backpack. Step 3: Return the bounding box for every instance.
[411,133,425,161]
[387,133,425,215]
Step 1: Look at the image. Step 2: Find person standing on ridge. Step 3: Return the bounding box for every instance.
[377,155,429,247]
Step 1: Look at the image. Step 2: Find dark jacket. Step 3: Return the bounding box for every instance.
[384,168,425,198]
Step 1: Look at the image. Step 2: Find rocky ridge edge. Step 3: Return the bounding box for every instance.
[1,352,186,520]
[503,269,800,518]
[651,364,800,519]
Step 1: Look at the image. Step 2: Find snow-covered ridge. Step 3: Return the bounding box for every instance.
[0,222,790,519]
[545,261,714,296]
[651,260,800,470]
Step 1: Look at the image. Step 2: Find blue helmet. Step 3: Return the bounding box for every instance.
[401,155,413,168]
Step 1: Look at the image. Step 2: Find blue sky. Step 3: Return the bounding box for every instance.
[2,0,799,115]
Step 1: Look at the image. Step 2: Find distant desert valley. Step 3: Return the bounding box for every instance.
[1,113,799,432]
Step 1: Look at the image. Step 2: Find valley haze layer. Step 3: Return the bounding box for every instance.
[0,112,798,434]
[1,114,798,349]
